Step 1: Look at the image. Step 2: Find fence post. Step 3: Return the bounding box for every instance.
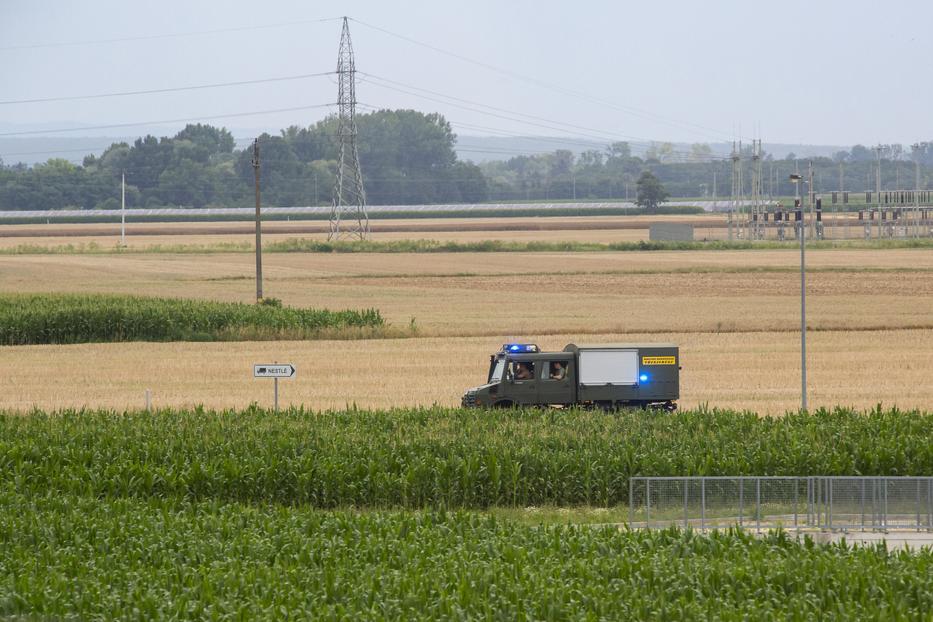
[828,478,833,530]
[684,479,689,529]
[646,479,651,529]
[883,477,888,530]
[629,478,634,527]
[813,477,823,529]
[806,478,812,527]
[860,479,865,530]
[917,479,922,533]
[739,478,744,527]
[700,478,706,531]
[755,478,761,533]
[928,478,932,532]
[928,478,932,531]
[793,478,799,530]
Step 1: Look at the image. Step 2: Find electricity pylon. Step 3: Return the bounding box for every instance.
[329,17,369,240]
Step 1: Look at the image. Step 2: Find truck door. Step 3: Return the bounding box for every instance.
[537,357,574,405]
[507,359,538,405]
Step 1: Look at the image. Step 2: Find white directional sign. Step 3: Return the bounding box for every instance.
[253,364,296,378]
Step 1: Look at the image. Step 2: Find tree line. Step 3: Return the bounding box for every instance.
[1,109,932,211]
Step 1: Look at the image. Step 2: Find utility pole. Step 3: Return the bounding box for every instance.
[120,170,126,247]
[789,173,807,411]
[712,169,717,201]
[913,144,921,238]
[875,147,882,195]
[729,142,739,240]
[252,138,263,303]
[808,161,814,238]
[800,196,807,412]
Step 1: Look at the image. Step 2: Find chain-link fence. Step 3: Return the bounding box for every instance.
[629,477,933,532]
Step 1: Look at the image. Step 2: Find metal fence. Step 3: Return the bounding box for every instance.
[630,476,933,532]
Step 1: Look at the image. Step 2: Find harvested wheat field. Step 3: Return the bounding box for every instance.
[1,329,930,414]
[0,248,930,335]
[0,214,725,249]
[0,245,931,414]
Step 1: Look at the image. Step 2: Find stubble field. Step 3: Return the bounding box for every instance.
[0,214,717,249]
[0,228,930,414]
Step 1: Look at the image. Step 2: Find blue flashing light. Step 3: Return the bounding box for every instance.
[503,343,538,353]
[639,373,649,383]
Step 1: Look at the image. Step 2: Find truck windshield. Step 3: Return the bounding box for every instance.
[490,358,506,383]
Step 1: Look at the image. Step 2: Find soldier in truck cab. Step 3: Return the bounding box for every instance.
[549,361,566,380]
[514,362,533,380]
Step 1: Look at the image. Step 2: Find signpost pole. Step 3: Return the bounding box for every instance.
[253,363,294,412]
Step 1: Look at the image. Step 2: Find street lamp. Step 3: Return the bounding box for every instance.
[789,173,807,411]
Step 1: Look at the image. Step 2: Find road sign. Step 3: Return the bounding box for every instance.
[253,364,296,378]
[254,363,295,412]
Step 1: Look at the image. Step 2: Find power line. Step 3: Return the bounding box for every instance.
[447,120,664,157]
[0,103,336,137]
[357,85,649,157]
[0,17,344,52]
[0,71,336,106]
[350,17,739,143]
[356,76,728,163]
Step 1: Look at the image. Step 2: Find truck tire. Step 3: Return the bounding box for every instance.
[493,400,514,409]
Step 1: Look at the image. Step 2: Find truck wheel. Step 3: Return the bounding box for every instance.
[493,400,514,409]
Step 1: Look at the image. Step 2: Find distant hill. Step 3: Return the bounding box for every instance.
[453,135,847,163]
[1,130,846,167]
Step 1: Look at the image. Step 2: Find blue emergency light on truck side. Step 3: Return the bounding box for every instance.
[462,343,679,410]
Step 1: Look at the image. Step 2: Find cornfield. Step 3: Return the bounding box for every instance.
[0,293,385,345]
[0,499,930,620]
[1,405,929,507]
[1,405,931,619]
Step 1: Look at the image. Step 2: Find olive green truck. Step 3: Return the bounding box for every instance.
[461,343,679,410]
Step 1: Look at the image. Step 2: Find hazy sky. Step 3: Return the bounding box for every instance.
[2,0,931,150]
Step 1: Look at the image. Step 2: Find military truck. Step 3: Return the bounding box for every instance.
[461,343,679,410]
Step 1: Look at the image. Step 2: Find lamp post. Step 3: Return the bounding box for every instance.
[789,173,807,411]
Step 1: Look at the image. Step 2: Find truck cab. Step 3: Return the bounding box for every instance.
[462,343,679,410]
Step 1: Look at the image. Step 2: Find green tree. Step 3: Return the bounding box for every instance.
[635,170,668,213]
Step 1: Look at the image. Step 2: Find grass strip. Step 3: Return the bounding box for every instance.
[3,237,933,255]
